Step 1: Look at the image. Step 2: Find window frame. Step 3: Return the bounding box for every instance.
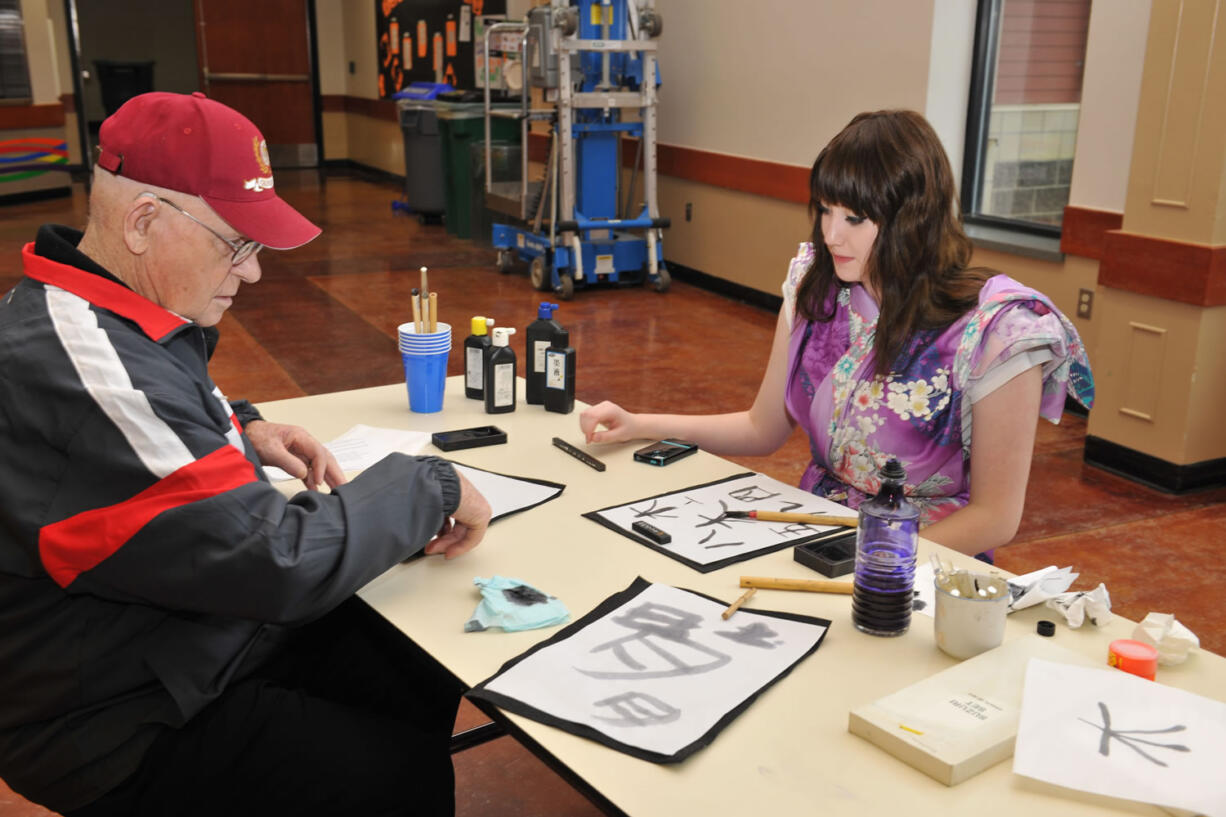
[960,0,1069,241]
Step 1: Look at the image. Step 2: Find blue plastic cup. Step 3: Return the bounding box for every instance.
[398,322,451,413]
[402,348,449,413]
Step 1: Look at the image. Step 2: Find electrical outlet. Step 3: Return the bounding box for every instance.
[685,202,692,222]
[1077,288,1093,319]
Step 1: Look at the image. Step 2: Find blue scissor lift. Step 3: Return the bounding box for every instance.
[484,0,669,300]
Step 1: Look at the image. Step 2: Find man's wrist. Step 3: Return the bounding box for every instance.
[423,457,461,515]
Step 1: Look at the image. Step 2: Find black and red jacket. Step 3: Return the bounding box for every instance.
[0,225,458,811]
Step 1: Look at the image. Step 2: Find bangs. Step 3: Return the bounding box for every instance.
[809,121,895,223]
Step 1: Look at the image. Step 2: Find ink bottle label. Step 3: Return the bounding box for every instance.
[533,339,551,374]
[466,347,483,390]
[492,363,514,407]
[546,352,564,388]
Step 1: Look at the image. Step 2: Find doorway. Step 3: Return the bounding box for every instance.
[67,0,321,169]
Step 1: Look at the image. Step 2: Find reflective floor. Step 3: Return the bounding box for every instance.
[2,169,1222,816]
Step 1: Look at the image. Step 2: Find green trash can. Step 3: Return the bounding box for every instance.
[436,101,520,239]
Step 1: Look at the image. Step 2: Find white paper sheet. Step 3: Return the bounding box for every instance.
[1014,658,1226,817]
[590,473,853,568]
[450,463,562,521]
[262,424,430,481]
[480,582,828,758]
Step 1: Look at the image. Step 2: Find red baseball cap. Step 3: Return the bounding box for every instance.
[97,92,321,250]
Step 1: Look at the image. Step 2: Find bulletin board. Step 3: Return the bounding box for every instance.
[376,0,508,97]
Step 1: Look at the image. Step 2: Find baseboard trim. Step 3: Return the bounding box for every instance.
[0,184,73,207]
[665,260,782,314]
[1084,435,1226,494]
[322,159,403,186]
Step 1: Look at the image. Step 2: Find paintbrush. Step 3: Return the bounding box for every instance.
[723,510,858,527]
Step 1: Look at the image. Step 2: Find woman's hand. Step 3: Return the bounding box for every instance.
[579,400,643,445]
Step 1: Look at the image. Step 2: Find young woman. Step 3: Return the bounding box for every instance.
[579,110,1093,557]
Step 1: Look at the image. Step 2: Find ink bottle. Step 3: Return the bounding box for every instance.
[524,302,565,405]
[464,316,492,400]
[543,337,575,414]
[484,327,517,414]
[852,459,920,637]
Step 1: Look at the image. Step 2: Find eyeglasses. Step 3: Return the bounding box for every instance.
[149,195,263,266]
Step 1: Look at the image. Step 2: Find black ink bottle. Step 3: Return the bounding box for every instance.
[852,459,919,637]
[464,316,493,400]
[484,327,517,414]
[543,337,575,414]
[525,302,565,405]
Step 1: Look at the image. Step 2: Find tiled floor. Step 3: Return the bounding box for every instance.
[1,170,1221,816]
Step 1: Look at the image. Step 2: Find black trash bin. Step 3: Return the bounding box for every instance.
[397,99,446,219]
[94,60,155,116]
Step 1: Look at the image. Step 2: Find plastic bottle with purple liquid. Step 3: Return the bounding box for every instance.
[852,458,920,637]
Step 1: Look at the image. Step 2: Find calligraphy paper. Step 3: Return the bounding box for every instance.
[468,578,830,762]
[262,423,430,481]
[584,472,854,572]
[450,463,564,522]
[1014,658,1226,817]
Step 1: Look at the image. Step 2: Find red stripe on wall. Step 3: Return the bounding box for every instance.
[1100,231,1226,307]
[338,96,810,204]
[1060,205,1122,259]
[40,446,259,588]
[0,104,66,130]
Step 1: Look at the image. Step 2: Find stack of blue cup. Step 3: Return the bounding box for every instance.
[397,321,451,413]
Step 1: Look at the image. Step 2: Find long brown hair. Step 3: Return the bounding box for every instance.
[796,110,992,376]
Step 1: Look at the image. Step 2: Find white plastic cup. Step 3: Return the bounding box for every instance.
[933,573,1010,659]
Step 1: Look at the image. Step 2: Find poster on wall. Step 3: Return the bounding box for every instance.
[376,0,508,97]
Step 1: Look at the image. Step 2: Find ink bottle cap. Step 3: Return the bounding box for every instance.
[1036,620,1055,637]
[1107,638,1158,681]
[491,327,515,346]
[536,302,559,319]
[471,316,488,335]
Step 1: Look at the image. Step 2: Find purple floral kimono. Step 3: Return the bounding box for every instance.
[781,243,1094,525]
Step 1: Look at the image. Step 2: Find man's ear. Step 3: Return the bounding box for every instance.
[123,195,158,256]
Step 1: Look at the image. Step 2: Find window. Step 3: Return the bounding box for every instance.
[0,0,32,101]
[962,0,1091,234]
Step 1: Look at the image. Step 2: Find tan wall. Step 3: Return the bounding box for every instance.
[1122,0,1226,245]
[1088,290,1226,464]
[658,179,809,291]
[19,0,62,104]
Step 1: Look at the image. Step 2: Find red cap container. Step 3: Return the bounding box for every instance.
[1107,638,1158,681]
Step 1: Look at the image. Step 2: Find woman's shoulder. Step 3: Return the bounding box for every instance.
[781,242,816,327]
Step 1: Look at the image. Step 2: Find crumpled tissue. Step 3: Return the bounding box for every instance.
[464,575,570,633]
[1006,565,1079,612]
[1131,612,1200,665]
[1044,583,1112,628]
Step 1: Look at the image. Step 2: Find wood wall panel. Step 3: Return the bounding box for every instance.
[1061,205,1123,259]
[0,104,65,129]
[1100,230,1226,306]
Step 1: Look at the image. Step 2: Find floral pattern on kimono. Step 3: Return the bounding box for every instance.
[781,242,1094,525]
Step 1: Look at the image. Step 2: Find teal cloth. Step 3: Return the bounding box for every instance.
[465,576,570,633]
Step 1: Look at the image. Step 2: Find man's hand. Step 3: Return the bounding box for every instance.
[245,420,346,491]
[424,467,491,560]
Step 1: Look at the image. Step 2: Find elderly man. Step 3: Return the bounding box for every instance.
[0,92,490,816]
